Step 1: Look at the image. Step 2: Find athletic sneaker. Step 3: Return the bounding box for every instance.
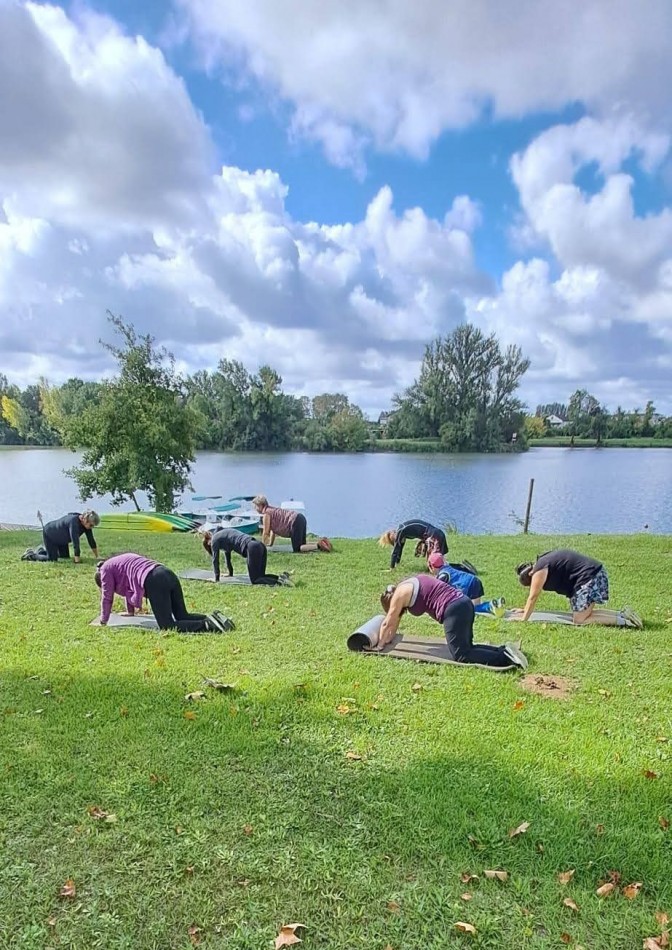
[489,596,506,619]
[620,605,643,630]
[213,609,236,631]
[503,641,529,671]
[206,613,227,633]
[317,537,333,552]
[277,572,294,587]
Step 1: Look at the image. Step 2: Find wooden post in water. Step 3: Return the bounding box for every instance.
[523,478,534,534]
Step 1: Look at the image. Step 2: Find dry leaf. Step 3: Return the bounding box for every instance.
[185,691,206,701]
[202,678,236,691]
[513,699,525,711]
[644,770,659,780]
[596,882,616,898]
[563,897,579,913]
[411,682,423,692]
[275,923,305,949]
[461,892,473,901]
[336,704,352,715]
[656,737,669,743]
[659,816,670,830]
[643,938,670,950]
[188,924,202,945]
[185,866,195,875]
[509,821,530,838]
[460,873,479,884]
[454,921,477,934]
[345,751,362,761]
[595,823,605,835]
[59,879,76,899]
[386,900,401,913]
[119,706,128,717]
[560,934,572,945]
[47,917,56,928]
[656,912,670,927]
[607,870,622,884]
[243,824,253,835]
[484,869,509,882]
[623,882,642,900]
[558,870,575,885]
[183,710,196,721]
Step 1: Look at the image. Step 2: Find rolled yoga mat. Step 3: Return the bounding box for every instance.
[179,568,252,585]
[90,614,159,629]
[347,615,516,670]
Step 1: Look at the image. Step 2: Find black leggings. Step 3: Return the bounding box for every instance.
[144,566,210,632]
[290,513,307,552]
[247,539,280,585]
[442,597,511,667]
[43,531,70,561]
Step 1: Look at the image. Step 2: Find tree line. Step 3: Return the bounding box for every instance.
[525,391,672,442]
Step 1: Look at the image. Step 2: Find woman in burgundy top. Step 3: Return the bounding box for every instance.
[378,574,527,669]
[252,496,332,553]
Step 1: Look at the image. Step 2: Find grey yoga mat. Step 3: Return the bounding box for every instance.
[90,614,159,629]
[179,568,251,585]
[477,609,576,625]
[347,615,516,670]
[266,544,318,554]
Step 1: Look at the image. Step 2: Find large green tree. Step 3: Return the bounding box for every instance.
[62,314,198,512]
[389,324,529,451]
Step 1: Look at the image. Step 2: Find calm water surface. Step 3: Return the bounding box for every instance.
[1,447,671,537]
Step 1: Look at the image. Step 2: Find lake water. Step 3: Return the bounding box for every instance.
[1,446,671,537]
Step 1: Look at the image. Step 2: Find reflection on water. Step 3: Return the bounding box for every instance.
[1,446,671,537]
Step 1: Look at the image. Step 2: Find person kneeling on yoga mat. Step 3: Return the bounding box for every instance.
[252,496,332,553]
[42,510,100,563]
[379,518,448,569]
[95,553,233,632]
[427,552,505,616]
[512,549,642,628]
[378,574,528,669]
[202,527,292,586]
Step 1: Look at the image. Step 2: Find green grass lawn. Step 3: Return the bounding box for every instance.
[1,530,670,949]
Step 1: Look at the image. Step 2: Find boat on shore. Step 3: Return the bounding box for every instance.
[98,512,199,532]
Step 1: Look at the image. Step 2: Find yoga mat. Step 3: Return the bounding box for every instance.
[266,544,321,554]
[179,568,251,585]
[475,609,575,625]
[90,614,158,629]
[347,616,516,670]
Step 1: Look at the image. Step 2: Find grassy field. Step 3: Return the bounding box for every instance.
[0,530,670,949]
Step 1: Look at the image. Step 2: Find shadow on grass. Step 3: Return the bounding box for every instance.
[1,670,670,949]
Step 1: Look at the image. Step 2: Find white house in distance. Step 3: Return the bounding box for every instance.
[545,414,566,428]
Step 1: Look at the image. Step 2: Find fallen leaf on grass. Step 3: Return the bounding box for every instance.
[386,900,401,913]
[607,870,622,884]
[184,866,195,876]
[345,751,362,761]
[509,821,530,838]
[119,706,128,717]
[560,934,572,945]
[644,770,659,780]
[513,699,525,711]
[202,678,236,691]
[411,682,423,692]
[558,870,575,885]
[656,912,670,927]
[454,921,477,934]
[643,937,670,950]
[59,879,76,899]
[595,823,605,835]
[47,916,56,928]
[596,882,616,898]
[460,873,479,884]
[188,924,202,945]
[243,824,253,836]
[563,898,579,912]
[467,834,483,849]
[659,816,670,830]
[275,923,305,948]
[183,710,196,721]
[460,892,473,901]
[622,882,642,900]
[185,691,206,701]
[87,805,117,823]
[484,869,509,882]
[656,737,669,743]
[336,704,354,715]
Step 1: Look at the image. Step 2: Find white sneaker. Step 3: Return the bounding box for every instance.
[620,605,643,629]
[503,641,529,670]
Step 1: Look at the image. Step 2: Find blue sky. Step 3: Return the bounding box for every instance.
[2,0,672,414]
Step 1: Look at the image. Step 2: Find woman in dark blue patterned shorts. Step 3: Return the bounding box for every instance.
[512,548,642,628]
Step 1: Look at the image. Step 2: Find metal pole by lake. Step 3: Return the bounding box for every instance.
[523,478,534,534]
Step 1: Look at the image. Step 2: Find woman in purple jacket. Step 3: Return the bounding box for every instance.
[95,554,233,632]
[378,574,528,669]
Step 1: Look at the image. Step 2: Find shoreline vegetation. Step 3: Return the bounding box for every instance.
[1,529,670,949]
